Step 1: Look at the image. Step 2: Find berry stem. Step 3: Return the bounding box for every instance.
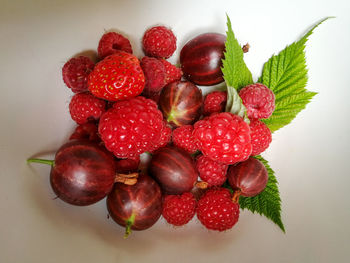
[195,181,209,189]
[232,189,242,203]
[115,172,139,185]
[27,158,55,166]
[124,213,136,239]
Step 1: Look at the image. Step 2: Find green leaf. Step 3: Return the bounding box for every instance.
[222,14,253,119]
[258,17,333,132]
[238,156,285,232]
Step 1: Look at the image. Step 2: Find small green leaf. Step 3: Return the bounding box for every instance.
[238,156,285,232]
[222,14,253,119]
[259,17,333,133]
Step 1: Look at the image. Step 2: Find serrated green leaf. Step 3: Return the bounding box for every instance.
[222,14,253,118]
[258,17,332,133]
[238,156,285,232]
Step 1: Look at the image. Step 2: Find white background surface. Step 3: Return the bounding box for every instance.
[1,0,349,262]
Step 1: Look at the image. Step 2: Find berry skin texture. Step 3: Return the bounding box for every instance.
[162,192,197,226]
[98,96,165,159]
[140,56,166,94]
[193,112,252,165]
[203,91,227,116]
[159,59,183,85]
[69,121,100,142]
[69,92,106,124]
[197,188,239,231]
[88,51,145,101]
[115,155,140,173]
[97,32,133,59]
[239,83,275,119]
[172,125,197,154]
[249,119,272,156]
[62,56,94,93]
[149,122,172,153]
[142,26,177,58]
[195,155,228,186]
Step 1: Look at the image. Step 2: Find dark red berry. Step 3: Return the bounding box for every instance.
[149,146,198,194]
[159,81,203,127]
[227,157,268,197]
[107,173,162,237]
[27,140,116,206]
[180,33,226,86]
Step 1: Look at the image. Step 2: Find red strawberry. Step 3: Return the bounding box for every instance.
[197,188,239,231]
[142,26,177,58]
[97,32,133,59]
[162,192,197,226]
[88,51,145,101]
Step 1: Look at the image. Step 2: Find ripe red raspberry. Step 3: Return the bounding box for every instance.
[172,125,197,154]
[195,155,228,186]
[98,96,165,158]
[203,91,227,116]
[239,83,275,119]
[97,32,132,59]
[197,188,239,231]
[162,192,196,226]
[142,26,177,58]
[62,56,94,93]
[88,51,145,101]
[69,92,106,124]
[249,119,272,156]
[140,57,166,94]
[149,122,172,153]
[159,59,183,85]
[69,121,100,142]
[193,112,252,165]
[115,155,140,173]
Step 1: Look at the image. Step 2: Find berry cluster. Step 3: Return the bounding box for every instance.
[29,23,275,236]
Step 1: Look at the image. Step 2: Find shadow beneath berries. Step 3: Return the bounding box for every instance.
[72,49,99,63]
[24,165,156,253]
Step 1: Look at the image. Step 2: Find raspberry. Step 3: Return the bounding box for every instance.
[162,192,196,226]
[239,83,275,119]
[98,96,165,158]
[203,91,227,116]
[115,156,140,173]
[249,119,272,156]
[195,155,228,186]
[159,59,183,85]
[197,188,239,231]
[193,112,252,165]
[149,122,172,153]
[69,92,106,124]
[172,125,197,154]
[62,56,94,93]
[142,26,177,58]
[69,121,100,142]
[97,32,132,59]
[140,57,166,94]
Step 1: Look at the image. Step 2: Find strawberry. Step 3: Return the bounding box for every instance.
[88,51,145,101]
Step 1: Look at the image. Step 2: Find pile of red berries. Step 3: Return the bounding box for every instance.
[28,25,275,236]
